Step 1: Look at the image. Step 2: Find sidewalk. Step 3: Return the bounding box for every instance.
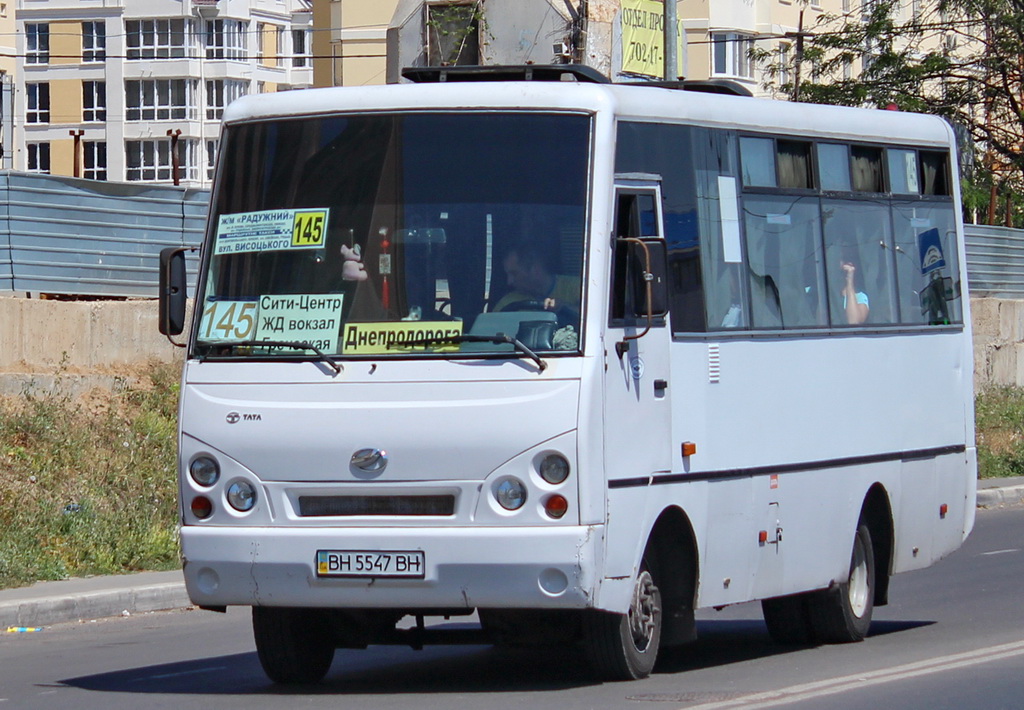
[2,478,1023,631]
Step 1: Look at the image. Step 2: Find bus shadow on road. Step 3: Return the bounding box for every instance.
[58,619,935,695]
[655,618,936,674]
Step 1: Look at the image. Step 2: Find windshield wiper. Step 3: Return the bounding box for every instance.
[217,340,341,374]
[395,333,548,372]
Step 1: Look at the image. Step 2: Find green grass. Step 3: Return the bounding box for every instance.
[976,386,1024,479]
[0,364,181,589]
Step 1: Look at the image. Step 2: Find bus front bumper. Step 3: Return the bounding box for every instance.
[181,524,603,610]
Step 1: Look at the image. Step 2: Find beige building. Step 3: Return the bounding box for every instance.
[312,0,399,87]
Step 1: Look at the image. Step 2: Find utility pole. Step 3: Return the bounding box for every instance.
[793,10,805,101]
[69,129,84,178]
[664,0,678,80]
[167,129,182,186]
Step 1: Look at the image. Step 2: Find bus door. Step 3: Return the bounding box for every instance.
[603,178,674,571]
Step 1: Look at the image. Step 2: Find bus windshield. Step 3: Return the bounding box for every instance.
[195,111,591,361]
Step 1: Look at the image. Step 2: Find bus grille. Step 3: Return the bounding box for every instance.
[297,495,456,517]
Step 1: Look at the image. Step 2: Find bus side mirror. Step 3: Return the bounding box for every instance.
[159,247,188,336]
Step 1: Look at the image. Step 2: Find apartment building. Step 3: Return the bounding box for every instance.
[15,0,313,187]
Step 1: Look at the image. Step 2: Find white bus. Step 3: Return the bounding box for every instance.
[159,65,976,684]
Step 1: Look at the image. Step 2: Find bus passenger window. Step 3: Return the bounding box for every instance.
[919,151,951,196]
[777,140,813,189]
[850,146,884,193]
[742,195,826,329]
[818,143,851,192]
[740,137,776,187]
[822,199,898,326]
[887,149,920,195]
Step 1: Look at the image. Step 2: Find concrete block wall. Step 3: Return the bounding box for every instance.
[0,295,1021,392]
[0,296,179,373]
[972,297,1024,390]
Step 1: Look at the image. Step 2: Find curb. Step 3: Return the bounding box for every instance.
[0,580,190,630]
[976,484,1024,509]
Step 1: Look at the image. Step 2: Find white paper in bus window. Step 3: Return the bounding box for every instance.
[905,151,920,193]
[717,176,742,263]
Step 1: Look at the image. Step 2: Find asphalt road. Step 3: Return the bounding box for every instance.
[2,506,1023,710]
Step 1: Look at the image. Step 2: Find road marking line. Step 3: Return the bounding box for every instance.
[676,639,1024,710]
[981,549,1020,556]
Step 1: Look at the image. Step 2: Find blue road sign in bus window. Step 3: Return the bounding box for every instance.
[917,227,946,275]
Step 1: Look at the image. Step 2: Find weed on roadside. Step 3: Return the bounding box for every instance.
[0,364,180,589]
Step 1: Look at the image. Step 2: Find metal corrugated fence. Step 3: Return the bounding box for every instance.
[0,172,207,297]
[963,224,1024,299]
[0,172,1019,300]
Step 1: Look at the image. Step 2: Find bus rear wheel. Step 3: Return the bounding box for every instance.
[583,561,662,680]
[807,522,875,643]
[252,607,336,684]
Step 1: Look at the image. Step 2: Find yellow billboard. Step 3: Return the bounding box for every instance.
[621,0,684,79]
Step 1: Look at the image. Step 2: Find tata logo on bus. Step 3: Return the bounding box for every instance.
[225,411,262,424]
[917,228,946,275]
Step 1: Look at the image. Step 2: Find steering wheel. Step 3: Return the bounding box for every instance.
[499,299,577,328]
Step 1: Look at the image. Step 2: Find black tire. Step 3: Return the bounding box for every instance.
[252,607,335,684]
[583,562,662,681]
[807,522,875,643]
[761,593,814,645]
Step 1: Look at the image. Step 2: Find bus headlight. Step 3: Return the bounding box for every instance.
[189,456,220,486]
[538,454,570,484]
[226,480,257,512]
[495,478,527,510]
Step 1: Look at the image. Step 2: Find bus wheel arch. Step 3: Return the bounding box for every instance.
[645,505,699,647]
[860,483,894,607]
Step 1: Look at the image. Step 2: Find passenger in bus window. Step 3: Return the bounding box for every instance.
[839,248,870,325]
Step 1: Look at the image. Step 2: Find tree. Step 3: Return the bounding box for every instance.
[756,0,1024,225]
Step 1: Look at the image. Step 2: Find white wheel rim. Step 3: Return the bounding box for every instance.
[628,570,659,652]
[848,533,869,618]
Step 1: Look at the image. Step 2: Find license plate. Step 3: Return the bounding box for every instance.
[316,550,426,579]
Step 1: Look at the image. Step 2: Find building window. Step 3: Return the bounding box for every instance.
[712,32,754,79]
[206,19,247,60]
[206,139,218,180]
[83,81,106,122]
[126,79,198,121]
[83,141,107,181]
[426,3,480,66]
[27,143,50,173]
[126,138,197,182]
[206,79,248,120]
[292,28,309,67]
[276,26,285,67]
[26,23,49,64]
[126,19,193,59]
[27,83,50,123]
[256,22,265,58]
[83,21,106,62]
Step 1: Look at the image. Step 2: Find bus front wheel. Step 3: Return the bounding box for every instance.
[582,560,662,680]
[252,607,335,684]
